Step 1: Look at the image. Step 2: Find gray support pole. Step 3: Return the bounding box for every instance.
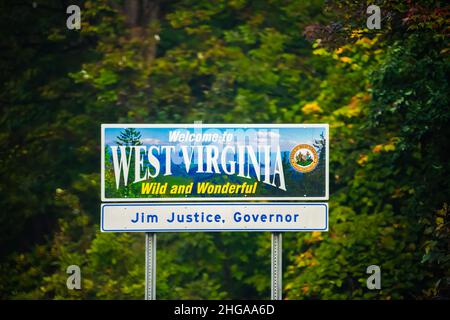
[271,232,282,300]
[145,232,156,300]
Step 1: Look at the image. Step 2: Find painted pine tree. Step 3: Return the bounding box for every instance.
[116,128,143,146]
[114,128,143,197]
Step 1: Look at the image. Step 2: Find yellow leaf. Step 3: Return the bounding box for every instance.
[335,47,344,54]
[372,144,383,153]
[383,143,396,152]
[340,56,352,63]
[357,154,368,165]
[301,101,322,115]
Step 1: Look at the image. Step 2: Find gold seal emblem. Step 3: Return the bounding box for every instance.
[290,144,319,173]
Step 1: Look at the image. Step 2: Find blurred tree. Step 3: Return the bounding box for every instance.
[285,0,449,299]
[0,0,448,300]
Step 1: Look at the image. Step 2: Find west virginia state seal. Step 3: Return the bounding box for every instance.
[290,144,319,173]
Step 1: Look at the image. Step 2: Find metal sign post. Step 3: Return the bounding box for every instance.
[145,232,156,300]
[271,232,282,300]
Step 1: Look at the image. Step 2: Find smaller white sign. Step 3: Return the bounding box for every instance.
[101,203,328,232]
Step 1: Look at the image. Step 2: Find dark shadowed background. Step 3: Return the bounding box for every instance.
[0,0,448,299]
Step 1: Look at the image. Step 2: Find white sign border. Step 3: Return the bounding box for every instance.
[101,202,329,232]
[101,124,329,202]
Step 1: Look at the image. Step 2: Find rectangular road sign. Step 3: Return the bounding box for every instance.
[101,202,328,232]
[101,124,329,201]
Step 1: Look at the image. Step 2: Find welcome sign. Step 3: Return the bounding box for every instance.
[101,124,329,201]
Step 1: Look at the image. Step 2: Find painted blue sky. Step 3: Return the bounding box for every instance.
[104,126,325,152]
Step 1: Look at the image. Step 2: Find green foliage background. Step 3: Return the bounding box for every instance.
[0,0,448,299]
